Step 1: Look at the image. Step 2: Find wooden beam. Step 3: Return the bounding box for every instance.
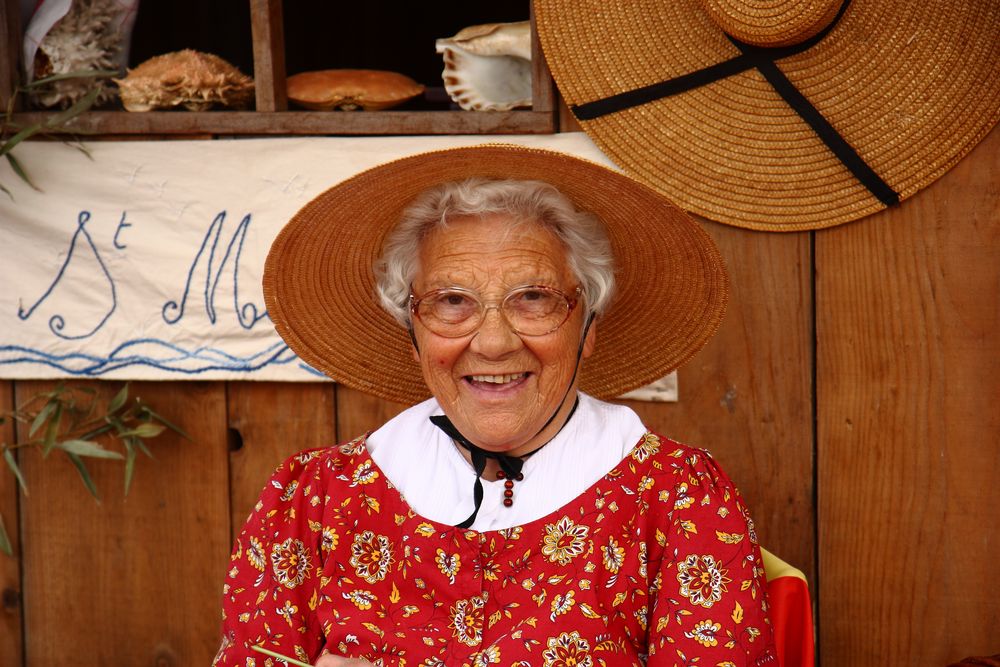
[249,0,287,112]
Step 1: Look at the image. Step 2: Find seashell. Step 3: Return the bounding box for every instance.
[435,21,532,112]
[286,69,425,111]
[30,0,126,109]
[114,49,254,112]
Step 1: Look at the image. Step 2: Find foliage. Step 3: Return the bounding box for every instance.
[0,382,187,556]
[0,69,117,199]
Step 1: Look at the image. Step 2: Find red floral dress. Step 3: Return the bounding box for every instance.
[214,432,777,667]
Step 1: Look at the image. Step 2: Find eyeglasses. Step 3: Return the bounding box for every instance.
[409,284,581,338]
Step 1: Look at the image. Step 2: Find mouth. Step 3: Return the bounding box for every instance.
[464,372,529,391]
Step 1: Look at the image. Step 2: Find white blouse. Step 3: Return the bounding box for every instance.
[367,392,648,532]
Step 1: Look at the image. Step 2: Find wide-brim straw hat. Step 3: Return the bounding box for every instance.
[264,144,728,405]
[534,0,1000,231]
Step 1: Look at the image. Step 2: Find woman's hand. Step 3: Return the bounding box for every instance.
[314,655,375,667]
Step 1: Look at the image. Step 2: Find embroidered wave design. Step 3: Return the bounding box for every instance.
[0,338,321,376]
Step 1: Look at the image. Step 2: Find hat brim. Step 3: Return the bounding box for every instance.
[535,0,1000,230]
[264,144,728,405]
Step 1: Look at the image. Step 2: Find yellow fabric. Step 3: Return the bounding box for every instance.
[760,546,807,582]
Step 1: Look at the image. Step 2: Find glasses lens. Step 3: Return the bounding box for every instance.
[503,286,571,335]
[416,289,481,336]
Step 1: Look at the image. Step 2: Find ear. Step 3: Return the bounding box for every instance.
[581,317,598,359]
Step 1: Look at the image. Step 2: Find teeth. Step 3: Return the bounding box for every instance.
[470,373,525,384]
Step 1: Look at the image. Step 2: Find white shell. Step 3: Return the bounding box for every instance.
[435,21,532,112]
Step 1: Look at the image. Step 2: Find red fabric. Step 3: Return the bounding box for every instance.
[214,432,778,666]
[767,576,814,667]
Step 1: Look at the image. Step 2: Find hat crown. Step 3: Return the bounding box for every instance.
[697,0,841,47]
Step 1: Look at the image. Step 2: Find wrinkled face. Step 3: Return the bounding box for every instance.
[411,214,596,456]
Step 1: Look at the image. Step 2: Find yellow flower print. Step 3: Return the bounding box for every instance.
[541,516,590,566]
[349,531,394,583]
[343,589,377,610]
[674,483,694,510]
[685,619,722,647]
[435,548,461,584]
[415,522,436,537]
[449,594,487,646]
[630,432,661,463]
[351,460,379,486]
[676,554,731,608]
[276,599,298,627]
[472,645,501,666]
[601,536,625,573]
[542,631,593,667]
[321,526,338,553]
[498,526,523,540]
[270,538,312,589]
[279,480,299,501]
[550,590,575,620]
[246,536,266,571]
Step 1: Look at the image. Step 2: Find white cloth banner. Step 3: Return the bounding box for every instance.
[0,133,677,398]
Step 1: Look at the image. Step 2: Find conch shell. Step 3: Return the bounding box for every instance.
[435,21,532,112]
[115,49,254,112]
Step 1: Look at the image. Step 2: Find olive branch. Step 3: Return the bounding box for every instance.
[0,382,186,556]
[1,68,117,199]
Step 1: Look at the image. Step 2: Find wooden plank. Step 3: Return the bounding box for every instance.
[9,109,558,135]
[0,380,22,667]
[334,385,407,443]
[15,380,230,666]
[0,0,21,113]
[816,125,1000,666]
[249,0,287,112]
[529,4,555,116]
[622,222,816,583]
[226,381,335,537]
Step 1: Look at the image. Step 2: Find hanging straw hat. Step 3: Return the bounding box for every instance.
[263,144,728,405]
[534,0,1000,231]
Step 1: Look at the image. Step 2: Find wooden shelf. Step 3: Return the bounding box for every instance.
[8,110,556,136]
[1,0,556,137]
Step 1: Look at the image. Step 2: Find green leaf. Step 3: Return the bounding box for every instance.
[142,408,191,440]
[2,447,28,495]
[23,68,118,89]
[0,180,13,201]
[64,452,100,501]
[123,438,136,496]
[0,123,45,157]
[5,153,40,191]
[108,384,129,414]
[42,403,63,457]
[29,399,57,437]
[58,439,124,460]
[0,513,12,557]
[120,422,165,439]
[44,87,101,129]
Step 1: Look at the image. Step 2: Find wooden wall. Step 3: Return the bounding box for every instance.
[1,127,997,666]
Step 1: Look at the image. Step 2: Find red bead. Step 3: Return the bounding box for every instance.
[502,498,513,507]
[504,480,514,489]
[496,471,506,479]
[503,489,513,498]
[515,473,524,481]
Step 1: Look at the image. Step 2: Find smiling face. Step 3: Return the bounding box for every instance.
[410,214,596,456]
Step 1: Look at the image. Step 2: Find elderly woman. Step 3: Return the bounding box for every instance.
[214,146,777,666]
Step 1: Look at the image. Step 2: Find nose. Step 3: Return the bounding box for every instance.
[469,305,522,357]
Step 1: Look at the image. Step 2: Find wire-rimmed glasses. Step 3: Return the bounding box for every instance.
[409,284,581,338]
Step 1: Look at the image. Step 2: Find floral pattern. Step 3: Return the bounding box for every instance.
[214,433,776,666]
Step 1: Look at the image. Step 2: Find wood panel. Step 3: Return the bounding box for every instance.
[335,385,407,443]
[0,380,22,667]
[249,0,288,113]
[15,380,230,667]
[0,0,21,112]
[226,381,335,537]
[623,222,816,582]
[816,126,1000,666]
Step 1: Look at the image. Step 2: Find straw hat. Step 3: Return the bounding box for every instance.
[263,144,728,405]
[534,0,1000,231]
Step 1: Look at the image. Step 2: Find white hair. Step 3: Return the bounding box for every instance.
[374,178,616,327]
